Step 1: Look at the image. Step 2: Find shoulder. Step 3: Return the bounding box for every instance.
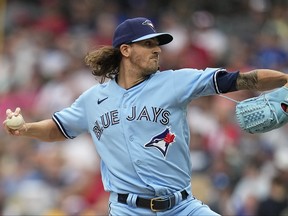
[154,68,220,79]
[77,82,109,99]
[153,69,200,77]
[157,68,221,74]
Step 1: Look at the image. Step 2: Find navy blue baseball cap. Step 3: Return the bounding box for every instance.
[112,17,173,47]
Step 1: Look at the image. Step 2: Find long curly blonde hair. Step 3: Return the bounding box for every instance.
[84,46,122,83]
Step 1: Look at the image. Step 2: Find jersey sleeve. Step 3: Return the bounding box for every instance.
[172,67,238,103]
[171,67,219,102]
[52,93,88,139]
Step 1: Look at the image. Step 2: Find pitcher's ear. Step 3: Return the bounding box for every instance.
[119,44,131,57]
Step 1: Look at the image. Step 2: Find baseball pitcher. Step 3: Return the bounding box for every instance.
[4,17,288,215]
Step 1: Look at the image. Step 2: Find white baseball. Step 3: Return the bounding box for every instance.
[5,114,25,130]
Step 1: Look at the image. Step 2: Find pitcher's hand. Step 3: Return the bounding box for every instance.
[3,107,27,136]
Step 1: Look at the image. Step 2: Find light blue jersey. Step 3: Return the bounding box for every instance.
[53,68,223,215]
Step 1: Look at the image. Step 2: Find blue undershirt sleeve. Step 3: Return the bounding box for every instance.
[215,70,239,93]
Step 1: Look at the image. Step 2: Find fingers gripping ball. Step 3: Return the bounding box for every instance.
[236,86,288,134]
[5,114,25,130]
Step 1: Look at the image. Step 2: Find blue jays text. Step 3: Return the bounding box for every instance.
[93,105,171,140]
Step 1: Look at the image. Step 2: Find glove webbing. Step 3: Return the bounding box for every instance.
[219,93,279,127]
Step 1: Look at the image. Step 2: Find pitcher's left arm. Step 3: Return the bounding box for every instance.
[236,69,288,91]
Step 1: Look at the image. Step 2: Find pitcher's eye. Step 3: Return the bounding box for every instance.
[144,40,153,47]
[141,39,159,47]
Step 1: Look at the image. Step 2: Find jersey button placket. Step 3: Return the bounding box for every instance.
[129,135,134,142]
[123,93,129,108]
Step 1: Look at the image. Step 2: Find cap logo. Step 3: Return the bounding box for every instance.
[142,20,155,32]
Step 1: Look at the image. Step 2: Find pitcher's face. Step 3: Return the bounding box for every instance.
[128,38,162,76]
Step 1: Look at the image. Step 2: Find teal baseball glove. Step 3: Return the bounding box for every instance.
[235,86,288,134]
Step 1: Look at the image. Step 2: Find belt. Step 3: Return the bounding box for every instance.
[118,190,189,212]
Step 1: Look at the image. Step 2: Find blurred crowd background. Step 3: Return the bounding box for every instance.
[1,0,288,215]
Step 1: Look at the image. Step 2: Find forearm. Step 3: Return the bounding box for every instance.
[236,69,288,91]
[20,119,66,142]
